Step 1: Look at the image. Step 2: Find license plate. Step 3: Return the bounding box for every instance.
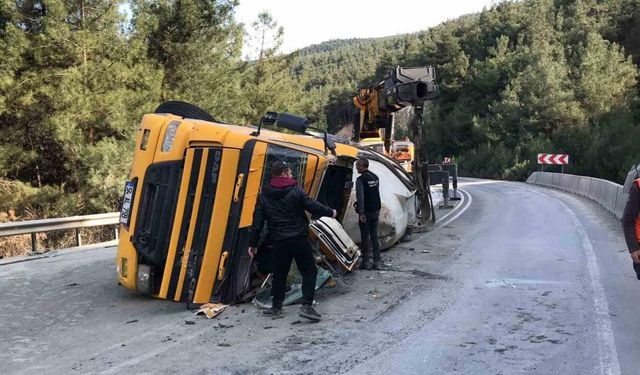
[120,181,136,225]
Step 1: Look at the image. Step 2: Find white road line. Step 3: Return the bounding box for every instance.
[503,182,621,375]
[435,189,472,229]
[457,180,502,187]
[432,186,466,224]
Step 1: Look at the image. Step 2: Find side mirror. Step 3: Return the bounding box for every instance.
[275,113,310,133]
[256,111,337,155]
[260,112,278,126]
[325,134,337,153]
[252,112,279,136]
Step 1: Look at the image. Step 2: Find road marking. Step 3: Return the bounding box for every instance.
[432,186,466,224]
[502,182,621,375]
[434,189,472,229]
[484,278,571,288]
[457,180,502,187]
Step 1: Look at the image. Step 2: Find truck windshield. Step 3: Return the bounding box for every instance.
[261,144,312,188]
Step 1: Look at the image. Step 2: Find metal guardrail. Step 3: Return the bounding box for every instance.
[0,212,120,252]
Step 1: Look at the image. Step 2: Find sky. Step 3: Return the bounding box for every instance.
[235,0,497,54]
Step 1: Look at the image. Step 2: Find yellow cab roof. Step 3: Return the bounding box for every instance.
[172,116,359,159]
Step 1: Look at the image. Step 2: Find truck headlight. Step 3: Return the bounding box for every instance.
[161,121,181,152]
[120,257,128,278]
[136,264,152,294]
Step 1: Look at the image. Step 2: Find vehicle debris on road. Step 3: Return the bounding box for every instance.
[195,303,228,319]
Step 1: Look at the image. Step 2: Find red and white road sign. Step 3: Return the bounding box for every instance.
[537,153,569,165]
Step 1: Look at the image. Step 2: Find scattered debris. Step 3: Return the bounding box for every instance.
[410,270,447,279]
[195,303,228,319]
[264,326,274,330]
[254,268,332,309]
[126,319,138,324]
[218,342,230,347]
[161,336,173,343]
[66,282,79,287]
[184,320,196,325]
[324,277,338,288]
[367,289,382,299]
[527,334,548,343]
[291,320,302,325]
[421,250,430,253]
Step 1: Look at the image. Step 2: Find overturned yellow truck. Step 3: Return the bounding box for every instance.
[116,102,422,305]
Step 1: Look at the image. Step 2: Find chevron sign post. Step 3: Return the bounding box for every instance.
[537,153,569,165]
[537,153,569,173]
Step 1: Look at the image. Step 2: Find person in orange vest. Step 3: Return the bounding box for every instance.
[621,175,640,279]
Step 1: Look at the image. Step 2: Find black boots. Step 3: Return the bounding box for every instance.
[298,304,322,321]
[263,306,283,316]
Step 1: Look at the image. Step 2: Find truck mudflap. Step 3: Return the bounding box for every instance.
[309,217,360,272]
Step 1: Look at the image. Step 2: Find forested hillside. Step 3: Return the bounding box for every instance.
[1,0,639,241]
[294,1,640,183]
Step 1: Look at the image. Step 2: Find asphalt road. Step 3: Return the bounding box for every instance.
[1,179,638,375]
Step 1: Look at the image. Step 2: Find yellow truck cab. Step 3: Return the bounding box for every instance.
[116,103,359,304]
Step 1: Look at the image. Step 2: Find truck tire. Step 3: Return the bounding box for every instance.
[154,101,218,122]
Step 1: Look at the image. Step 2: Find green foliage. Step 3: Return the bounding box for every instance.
[2,0,640,234]
[457,143,513,180]
[239,11,298,124]
[289,0,639,183]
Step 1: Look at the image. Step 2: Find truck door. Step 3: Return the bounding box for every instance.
[212,142,327,302]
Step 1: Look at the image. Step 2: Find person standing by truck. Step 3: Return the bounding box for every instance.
[248,161,336,321]
[355,157,382,270]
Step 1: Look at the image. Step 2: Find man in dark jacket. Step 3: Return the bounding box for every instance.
[355,157,382,270]
[621,173,640,280]
[248,160,336,320]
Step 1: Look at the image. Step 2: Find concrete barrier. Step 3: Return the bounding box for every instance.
[577,176,591,197]
[526,172,625,219]
[537,172,553,187]
[563,174,581,195]
[615,189,628,219]
[551,173,563,189]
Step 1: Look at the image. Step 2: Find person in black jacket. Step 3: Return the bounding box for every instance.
[355,157,382,270]
[248,160,336,320]
[621,174,640,280]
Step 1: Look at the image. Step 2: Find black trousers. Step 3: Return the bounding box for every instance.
[358,211,380,264]
[271,236,317,309]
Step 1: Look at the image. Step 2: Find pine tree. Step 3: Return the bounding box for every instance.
[132,0,244,123]
[0,0,157,214]
[239,11,298,124]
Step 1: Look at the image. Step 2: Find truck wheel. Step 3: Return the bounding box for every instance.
[154,101,218,122]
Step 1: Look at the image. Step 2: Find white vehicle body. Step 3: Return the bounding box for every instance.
[342,160,418,250]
